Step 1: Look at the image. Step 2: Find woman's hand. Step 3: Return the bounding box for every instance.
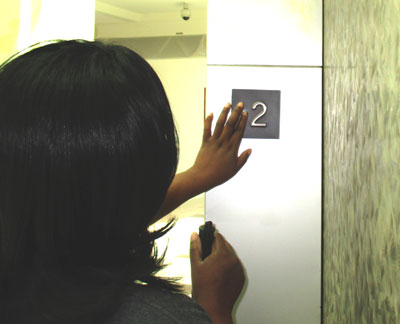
[190,232,245,324]
[186,102,252,192]
[151,102,251,223]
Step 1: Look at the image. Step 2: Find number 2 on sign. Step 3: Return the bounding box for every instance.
[251,101,267,127]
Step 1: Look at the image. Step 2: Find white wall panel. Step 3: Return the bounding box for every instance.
[205,66,321,324]
[207,0,322,66]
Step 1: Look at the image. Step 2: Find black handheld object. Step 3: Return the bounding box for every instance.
[199,221,215,260]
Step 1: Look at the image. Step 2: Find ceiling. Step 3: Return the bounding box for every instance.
[98,0,207,14]
[96,0,207,24]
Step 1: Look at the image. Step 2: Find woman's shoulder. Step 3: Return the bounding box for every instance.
[108,285,212,324]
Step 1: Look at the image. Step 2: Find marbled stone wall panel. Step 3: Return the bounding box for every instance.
[324,0,400,323]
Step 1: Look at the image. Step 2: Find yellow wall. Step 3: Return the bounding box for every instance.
[148,57,207,291]
[0,1,20,64]
[0,0,95,65]
[148,57,207,174]
[19,0,95,50]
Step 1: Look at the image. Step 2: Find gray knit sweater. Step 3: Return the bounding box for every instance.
[108,286,213,324]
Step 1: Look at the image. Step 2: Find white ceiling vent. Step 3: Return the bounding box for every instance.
[100,35,206,59]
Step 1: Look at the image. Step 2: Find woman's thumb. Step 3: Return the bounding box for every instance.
[190,232,202,266]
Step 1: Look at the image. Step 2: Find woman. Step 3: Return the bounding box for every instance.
[0,40,251,324]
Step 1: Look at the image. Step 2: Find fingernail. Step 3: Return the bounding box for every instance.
[238,102,244,108]
[190,232,198,242]
[224,102,232,108]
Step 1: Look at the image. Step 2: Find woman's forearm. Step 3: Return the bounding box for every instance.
[150,168,207,224]
[149,103,251,225]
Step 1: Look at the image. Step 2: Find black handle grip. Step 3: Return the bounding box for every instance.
[199,221,215,260]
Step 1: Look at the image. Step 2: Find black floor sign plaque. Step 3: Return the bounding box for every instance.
[232,89,281,139]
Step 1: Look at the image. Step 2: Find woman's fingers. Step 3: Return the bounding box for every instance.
[203,113,213,142]
[190,232,203,267]
[220,102,244,141]
[212,232,225,253]
[190,230,245,322]
[231,109,248,145]
[212,104,231,138]
[236,149,252,171]
[210,102,246,142]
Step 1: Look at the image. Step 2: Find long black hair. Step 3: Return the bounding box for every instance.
[0,40,179,323]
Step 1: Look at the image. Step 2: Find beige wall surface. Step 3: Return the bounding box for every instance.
[324,0,400,323]
[1,0,94,65]
[148,57,206,173]
[148,56,207,291]
[0,1,20,64]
